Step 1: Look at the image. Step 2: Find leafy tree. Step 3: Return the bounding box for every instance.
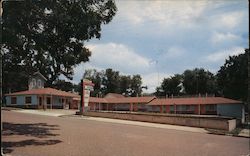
[2,0,117,93]
[130,75,142,97]
[83,69,104,96]
[155,74,183,97]
[53,80,74,92]
[102,68,120,94]
[81,68,143,97]
[183,68,216,95]
[156,69,216,96]
[120,75,131,96]
[217,49,248,101]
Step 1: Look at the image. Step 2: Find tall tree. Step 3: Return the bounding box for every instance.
[158,74,182,96]
[2,0,117,93]
[156,74,183,97]
[82,68,143,97]
[53,79,74,92]
[130,75,142,97]
[102,68,120,94]
[217,49,248,101]
[83,69,104,96]
[119,75,131,96]
[183,68,216,95]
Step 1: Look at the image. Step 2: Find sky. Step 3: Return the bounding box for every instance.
[69,0,249,93]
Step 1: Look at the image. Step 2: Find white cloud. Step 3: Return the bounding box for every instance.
[142,72,172,93]
[204,47,245,63]
[162,46,186,58]
[211,32,240,44]
[213,11,244,29]
[69,0,248,91]
[117,1,209,27]
[86,43,151,74]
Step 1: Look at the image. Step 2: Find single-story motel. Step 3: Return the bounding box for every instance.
[5,89,245,123]
[5,88,80,109]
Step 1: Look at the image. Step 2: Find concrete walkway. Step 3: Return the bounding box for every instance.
[238,127,250,138]
[12,109,77,117]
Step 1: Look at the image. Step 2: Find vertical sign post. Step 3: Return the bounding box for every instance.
[80,79,94,114]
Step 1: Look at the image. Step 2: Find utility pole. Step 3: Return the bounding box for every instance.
[0,0,3,107]
[1,1,3,155]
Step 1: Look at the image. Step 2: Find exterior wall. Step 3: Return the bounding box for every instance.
[217,104,243,119]
[6,95,38,105]
[52,96,63,106]
[31,95,38,105]
[5,96,11,105]
[204,104,217,115]
[5,95,74,109]
[52,96,72,109]
[85,111,237,131]
[28,75,45,90]
[176,105,195,114]
[146,105,160,112]
[89,103,103,111]
[116,103,130,111]
[5,95,38,108]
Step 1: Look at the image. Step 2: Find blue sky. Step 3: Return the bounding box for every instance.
[70,0,249,93]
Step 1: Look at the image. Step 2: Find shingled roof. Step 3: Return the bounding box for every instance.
[104,93,125,98]
[89,96,156,104]
[5,88,80,98]
[148,97,242,105]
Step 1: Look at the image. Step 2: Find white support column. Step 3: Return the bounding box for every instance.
[242,105,245,123]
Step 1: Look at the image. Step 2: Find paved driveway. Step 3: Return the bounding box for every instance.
[2,110,249,156]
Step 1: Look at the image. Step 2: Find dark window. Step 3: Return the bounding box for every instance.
[37,79,42,88]
[207,105,216,111]
[47,97,51,104]
[39,97,42,106]
[11,97,17,104]
[25,96,32,104]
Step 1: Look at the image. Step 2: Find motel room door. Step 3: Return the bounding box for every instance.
[38,96,46,109]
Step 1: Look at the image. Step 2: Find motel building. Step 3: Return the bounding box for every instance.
[5,72,80,109]
[88,93,245,123]
[4,72,245,123]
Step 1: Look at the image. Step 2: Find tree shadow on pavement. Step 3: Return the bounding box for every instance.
[3,139,62,154]
[3,122,60,138]
[2,122,62,154]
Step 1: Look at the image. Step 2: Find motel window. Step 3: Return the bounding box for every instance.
[32,78,36,87]
[37,79,42,88]
[25,96,32,104]
[207,105,216,111]
[47,97,51,105]
[11,97,17,104]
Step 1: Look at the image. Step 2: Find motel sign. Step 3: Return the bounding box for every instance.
[81,79,94,113]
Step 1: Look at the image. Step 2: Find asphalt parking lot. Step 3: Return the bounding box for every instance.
[2,110,250,156]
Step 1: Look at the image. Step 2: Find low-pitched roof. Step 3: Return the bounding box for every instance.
[89,97,107,103]
[5,88,80,98]
[89,96,156,104]
[148,97,242,105]
[104,93,125,98]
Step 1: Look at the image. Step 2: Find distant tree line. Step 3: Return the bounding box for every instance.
[82,68,144,97]
[155,49,248,103]
[155,68,217,97]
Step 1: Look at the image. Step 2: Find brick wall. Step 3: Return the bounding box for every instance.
[84,111,237,131]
